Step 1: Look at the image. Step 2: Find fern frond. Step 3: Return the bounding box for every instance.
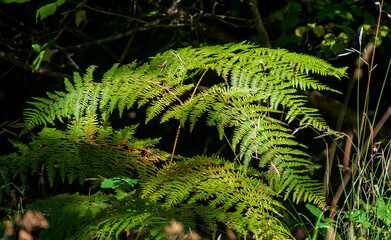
[20,42,347,227]
[139,155,294,239]
[0,118,165,189]
[26,193,109,240]
[26,192,195,240]
[73,197,196,240]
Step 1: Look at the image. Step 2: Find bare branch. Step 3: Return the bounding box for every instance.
[248,0,272,48]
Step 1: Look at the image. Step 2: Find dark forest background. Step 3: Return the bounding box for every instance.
[0,0,390,238]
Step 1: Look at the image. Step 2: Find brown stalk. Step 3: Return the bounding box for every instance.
[358,0,383,142]
[248,0,272,48]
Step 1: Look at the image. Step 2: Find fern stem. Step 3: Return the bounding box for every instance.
[169,124,181,167]
[191,68,209,96]
[169,68,210,167]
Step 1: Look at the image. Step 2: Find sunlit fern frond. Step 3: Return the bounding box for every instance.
[19,42,346,231]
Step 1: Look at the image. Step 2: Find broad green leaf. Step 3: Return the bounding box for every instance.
[295,26,309,37]
[75,10,86,26]
[331,41,345,55]
[101,178,118,189]
[274,10,284,21]
[380,26,390,37]
[36,2,57,22]
[114,189,128,200]
[361,220,371,228]
[313,26,325,38]
[381,30,388,37]
[32,43,41,52]
[42,49,54,62]
[371,35,382,47]
[334,10,354,21]
[362,24,372,32]
[321,44,331,59]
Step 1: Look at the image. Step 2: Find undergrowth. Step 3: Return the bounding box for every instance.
[298,1,391,239]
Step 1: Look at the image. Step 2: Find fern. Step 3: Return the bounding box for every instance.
[22,42,347,203]
[2,119,294,239]
[2,42,348,238]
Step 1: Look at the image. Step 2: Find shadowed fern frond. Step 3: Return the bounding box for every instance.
[0,118,164,189]
[26,192,199,240]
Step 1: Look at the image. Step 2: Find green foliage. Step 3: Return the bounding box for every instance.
[1,43,348,238]
[100,177,138,190]
[271,0,391,58]
[36,0,65,22]
[336,142,391,239]
[100,177,138,200]
[31,39,55,71]
[342,189,391,239]
[305,204,336,239]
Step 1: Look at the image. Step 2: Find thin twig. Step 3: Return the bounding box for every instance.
[0,50,72,80]
[53,30,134,54]
[67,0,147,24]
